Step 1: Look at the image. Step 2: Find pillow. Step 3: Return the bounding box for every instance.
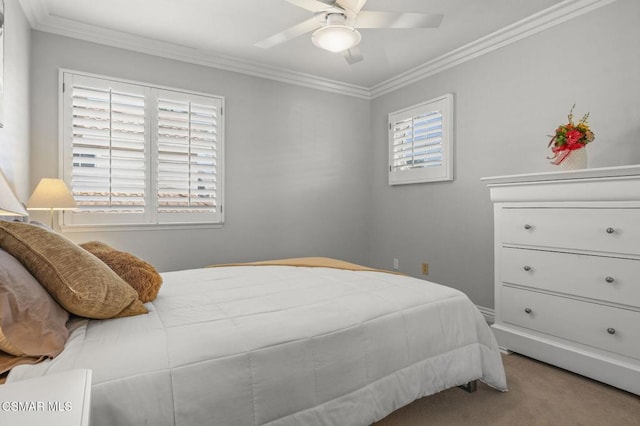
[80,241,162,303]
[0,221,147,319]
[0,248,69,374]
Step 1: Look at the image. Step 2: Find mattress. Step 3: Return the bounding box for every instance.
[7,264,507,425]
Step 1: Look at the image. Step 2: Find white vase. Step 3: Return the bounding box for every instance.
[559,148,587,170]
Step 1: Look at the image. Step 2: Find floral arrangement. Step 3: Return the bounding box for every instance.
[548,104,595,165]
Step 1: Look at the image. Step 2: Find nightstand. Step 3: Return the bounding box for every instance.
[483,165,640,395]
[0,369,92,426]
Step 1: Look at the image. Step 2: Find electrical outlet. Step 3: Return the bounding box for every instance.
[393,258,399,270]
[421,263,429,275]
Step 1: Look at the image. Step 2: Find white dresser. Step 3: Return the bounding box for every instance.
[483,165,640,395]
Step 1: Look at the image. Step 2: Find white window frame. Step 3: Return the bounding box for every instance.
[388,93,454,185]
[58,69,225,231]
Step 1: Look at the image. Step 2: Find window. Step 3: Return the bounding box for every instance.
[388,93,453,185]
[60,71,224,228]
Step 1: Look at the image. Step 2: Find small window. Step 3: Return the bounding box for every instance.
[61,71,224,228]
[388,94,453,185]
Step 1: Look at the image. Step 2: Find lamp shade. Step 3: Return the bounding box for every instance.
[311,14,361,53]
[312,25,361,53]
[26,178,77,210]
[0,169,28,216]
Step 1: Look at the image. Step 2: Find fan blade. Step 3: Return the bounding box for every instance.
[254,17,321,49]
[336,0,368,15]
[344,46,364,64]
[284,0,333,12]
[354,12,443,29]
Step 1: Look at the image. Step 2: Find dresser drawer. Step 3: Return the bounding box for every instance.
[501,286,640,360]
[501,247,640,308]
[500,208,640,255]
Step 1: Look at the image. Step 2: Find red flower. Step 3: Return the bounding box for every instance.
[566,129,583,145]
[547,105,595,165]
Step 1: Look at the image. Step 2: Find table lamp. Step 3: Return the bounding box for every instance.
[0,169,28,217]
[26,178,77,228]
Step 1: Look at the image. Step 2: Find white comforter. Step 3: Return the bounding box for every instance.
[8,265,507,425]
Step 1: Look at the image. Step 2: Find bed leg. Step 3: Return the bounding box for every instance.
[458,380,478,393]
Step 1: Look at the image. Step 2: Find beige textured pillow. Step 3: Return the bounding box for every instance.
[80,241,162,303]
[0,248,70,373]
[0,221,147,319]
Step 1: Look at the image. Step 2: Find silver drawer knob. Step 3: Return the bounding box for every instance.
[523,265,532,272]
[607,328,616,335]
[524,224,532,230]
[605,276,615,283]
[606,227,615,234]
[524,308,532,314]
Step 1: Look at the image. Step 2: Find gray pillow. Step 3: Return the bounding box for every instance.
[0,248,70,374]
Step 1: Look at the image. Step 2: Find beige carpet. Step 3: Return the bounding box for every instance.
[374,353,640,426]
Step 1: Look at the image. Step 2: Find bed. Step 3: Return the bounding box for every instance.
[1,222,507,426]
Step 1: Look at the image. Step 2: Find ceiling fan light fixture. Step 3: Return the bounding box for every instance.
[312,25,361,53]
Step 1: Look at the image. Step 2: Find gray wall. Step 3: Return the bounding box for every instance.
[367,0,640,309]
[29,33,371,271]
[0,0,31,199]
[27,1,639,309]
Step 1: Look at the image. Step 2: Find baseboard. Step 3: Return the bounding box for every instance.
[475,305,495,324]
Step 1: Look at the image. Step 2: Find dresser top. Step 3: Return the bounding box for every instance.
[482,164,640,186]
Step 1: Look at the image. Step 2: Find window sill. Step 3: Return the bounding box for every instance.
[60,222,224,233]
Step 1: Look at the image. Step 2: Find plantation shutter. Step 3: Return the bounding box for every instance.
[391,111,443,171]
[61,71,225,228]
[62,74,149,225]
[156,90,222,224]
[388,94,453,185]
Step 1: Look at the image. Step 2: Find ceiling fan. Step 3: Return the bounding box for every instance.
[254,0,443,64]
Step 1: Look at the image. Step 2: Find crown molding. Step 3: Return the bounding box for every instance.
[18,0,49,25]
[369,0,617,98]
[19,0,616,100]
[18,0,371,99]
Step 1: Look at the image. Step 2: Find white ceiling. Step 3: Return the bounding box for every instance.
[20,0,599,97]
